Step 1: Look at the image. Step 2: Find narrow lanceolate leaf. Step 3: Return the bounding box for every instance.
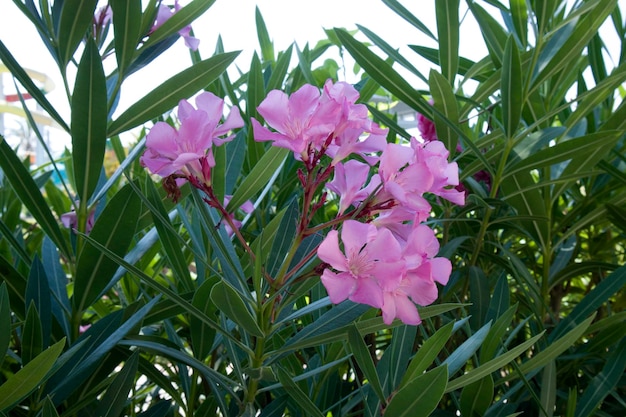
[0,338,65,412]
[255,6,274,62]
[210,281,264,337]
[22,302,43,366]
[73,183,142,313]
[334,28,434,117]
[110,0,142,76]
[56,0,98,66]
[510,0,529,47]
[501,36,523,139]
[384,365,448,417]
[382,0,437,41]
[443,321,492,376]
[0,139,70,258]
[575,338,626,417]
[0,284,10,363]
[429,70,459,159]
[108,51,240,136]
[72,38,107,204]
[460,375,494,417]
[399,322,454,388]
[540,360,557,417]
[94,351,140,417]
[190,279,219,361]
[435,0,460,82]
[25,255,52,344]
[0,42,68,131]
[275,366,325,417]
[226,146,289,212]
[348,325,386,405]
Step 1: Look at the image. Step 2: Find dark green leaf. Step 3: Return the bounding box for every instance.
[460,375,494,417]
[190,279,219,360]
[429,70,459,158]
[255,6,274,62]
[436,0,460,82]
[384,365,448,417]
[110,0,142,76]
[73,183,142,313]
[25,255,51,345]
[108,51,240,136]
[501,36,523,138]
[210,281,264,337]
[443,321,491,376]
[348,325,386,404]
[56,0,98,66]
[275,366,325,417]
[22,302,43,366]
[95,351,140,417]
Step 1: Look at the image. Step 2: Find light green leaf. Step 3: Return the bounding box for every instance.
[399,321,454,389]
[501,36,523,138]
[384,365,448,417]
[210,281,264,337]
[255,6,274,62]
[0,338,65,412]
[108,51,239,136]
[435,0,460,82]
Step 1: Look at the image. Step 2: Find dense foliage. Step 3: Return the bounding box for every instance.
[0,0,624,416]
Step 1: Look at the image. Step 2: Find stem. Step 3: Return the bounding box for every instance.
[244,336,266,410]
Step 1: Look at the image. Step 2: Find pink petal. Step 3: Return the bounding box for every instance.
[429,257,452,285]
[320,270,356,304]
[350,276,383,308]
[341,220,376,256]
[317,230,348,272]
[257,90,290,132]
[393,293,422,325]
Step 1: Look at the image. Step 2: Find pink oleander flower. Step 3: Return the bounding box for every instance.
[152,1,199,51]
[317,221,405,309]
[376,143,434,219]
[326,160,380,215]
[252,84,333,158]
[412,139,465,206]
[417,102,438,143]
[222,195,255,236]
[140,92,243,185]
[92,5,112,40]
[61,206,95,234]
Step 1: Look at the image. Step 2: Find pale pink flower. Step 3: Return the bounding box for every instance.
[152,1,199,51]
[140,92,243,184]
[252,85,333,157]
[326,160,380,214]
[222,195,254,236]
[317,221,405,308]
[412,139,465,206]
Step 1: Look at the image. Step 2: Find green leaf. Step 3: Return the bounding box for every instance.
[447,331,545,392]
[0,338,65,412]
[429,70,459,159]
[551,265,626,341]
[71,38,107,204]
[255,6,274,62]
[25,255,51,344]
[435,0,460,82]
[0,139,70,258]
[501,36,523,138]
[513,315,596,378]
[190,279,219,360]
[21,302,43,366]
[382,0,437,41]
[460,375,494,417]
[267,199,298,278]
[41,396,60,417]
[108,51,240,136]
[505,131,621,179]
[510,0,529,47]
[443,321,492,376]
[73,183,142,313]
[348,325,386,405]
[399,321,454,389]
[469,266,490,329]
[467,2,508,68]
[575,338,626,417]
[110,0,142,76]
[210,281,264,337]
[275,366,324,417]
[0,283,9,363]
[94,351,140,417]
[267,45,294,91]
[540,360,557,417]
[334,28,433,116]
[56,0,98,66]
[384,365,448,417]
[480,304,518,362]
[146,179,192,291]
[226,146,289,212]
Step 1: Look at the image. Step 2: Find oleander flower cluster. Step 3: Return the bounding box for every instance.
[141,80,464,325]
[253,80,465,325]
